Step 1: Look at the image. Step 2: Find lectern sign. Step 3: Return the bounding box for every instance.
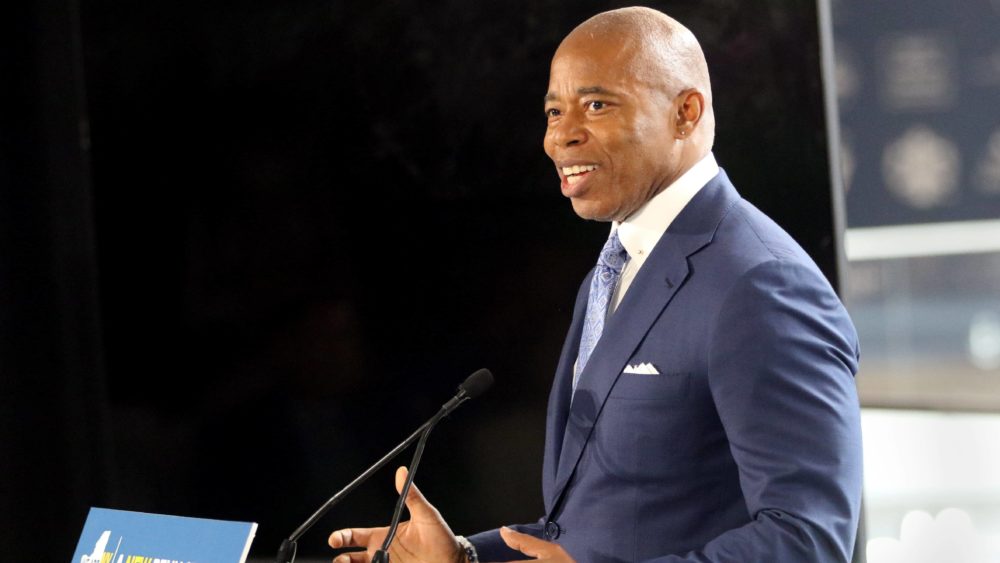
[73,507,256,563]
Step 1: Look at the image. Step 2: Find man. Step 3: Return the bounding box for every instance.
[329,7,862,562]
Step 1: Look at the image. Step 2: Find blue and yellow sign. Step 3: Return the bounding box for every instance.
[73,507,256,563]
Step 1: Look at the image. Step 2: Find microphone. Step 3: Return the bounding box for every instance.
[441,368,494,413]
[275,368,494,563]
[371,368,493,563]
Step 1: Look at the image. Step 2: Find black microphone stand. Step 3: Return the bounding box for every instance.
[274,418,434,563]
[275,368,491,563]
[370,408,446,563]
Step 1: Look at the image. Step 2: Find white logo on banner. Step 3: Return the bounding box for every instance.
[81,530,120,563]
[879,33,956,111]
[882,125,960,209]
[835,44,861,102]
[840,132,855,193]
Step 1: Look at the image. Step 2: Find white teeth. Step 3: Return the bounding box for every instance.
[562,164,598,176]
[567,175,583,185]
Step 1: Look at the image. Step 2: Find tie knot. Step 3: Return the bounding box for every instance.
[598,230,628,274]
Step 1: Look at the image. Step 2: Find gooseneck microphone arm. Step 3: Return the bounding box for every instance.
[275,368,494,563]
[370,407,446,563]
[274,419,433,563]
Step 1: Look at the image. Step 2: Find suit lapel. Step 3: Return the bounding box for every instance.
[543,270,591,504]
[546,170,741,513]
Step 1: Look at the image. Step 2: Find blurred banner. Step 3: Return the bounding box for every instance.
[834,0,1000,230]
[834,0,1000,411]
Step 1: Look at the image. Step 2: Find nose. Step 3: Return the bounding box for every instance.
[548,111,587,148]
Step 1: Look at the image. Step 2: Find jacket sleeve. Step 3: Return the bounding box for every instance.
[466,518,546,562]
[650,259,864,562]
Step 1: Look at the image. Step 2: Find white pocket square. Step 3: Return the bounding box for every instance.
[624,362,660,375]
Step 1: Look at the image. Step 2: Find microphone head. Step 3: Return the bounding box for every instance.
[459,368,493,400]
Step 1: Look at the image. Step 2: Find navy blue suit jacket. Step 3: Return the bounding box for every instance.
[469,170,863,562]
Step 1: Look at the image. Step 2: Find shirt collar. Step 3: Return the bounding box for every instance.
[612,153,720,261]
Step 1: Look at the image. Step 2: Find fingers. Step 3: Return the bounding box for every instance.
[330,469,447,563]
[333,551,369,563]
[394,466,440,521]
[329,527,375,549]
[329,528,375,563]
[500,526,569,560]
[500,526,547,558]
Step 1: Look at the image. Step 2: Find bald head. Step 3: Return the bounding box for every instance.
[543,7,716,221]
[559,7,714,145]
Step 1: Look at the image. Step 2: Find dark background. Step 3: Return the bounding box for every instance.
[1,0,842,560]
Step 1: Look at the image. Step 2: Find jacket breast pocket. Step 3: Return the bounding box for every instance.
[607,370,692,402]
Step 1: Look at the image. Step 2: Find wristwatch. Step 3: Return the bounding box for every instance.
[455,535,479,563]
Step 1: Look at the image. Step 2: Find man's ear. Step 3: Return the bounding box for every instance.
[674,89,704,138]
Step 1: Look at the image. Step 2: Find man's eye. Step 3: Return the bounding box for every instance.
[546,108,561,117]
[588,101,605,111]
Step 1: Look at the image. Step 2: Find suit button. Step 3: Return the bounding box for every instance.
[544,520,561,540]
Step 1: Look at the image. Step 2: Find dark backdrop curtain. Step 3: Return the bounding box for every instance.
[0,1,849,561]
[0,0,114,559]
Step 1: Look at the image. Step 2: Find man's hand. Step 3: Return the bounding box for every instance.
[328,466,465,563]
[500,526,576,563]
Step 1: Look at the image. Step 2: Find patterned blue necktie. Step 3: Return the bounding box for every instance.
[573,230,629,393]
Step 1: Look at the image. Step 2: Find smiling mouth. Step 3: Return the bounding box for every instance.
[562,164,599,185]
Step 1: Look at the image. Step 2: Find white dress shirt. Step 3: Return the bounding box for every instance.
[609,153,720,312]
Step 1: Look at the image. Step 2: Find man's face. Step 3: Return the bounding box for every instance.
[544,37,681,222]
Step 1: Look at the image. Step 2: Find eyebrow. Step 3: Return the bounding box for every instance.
[544,86,618,103]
